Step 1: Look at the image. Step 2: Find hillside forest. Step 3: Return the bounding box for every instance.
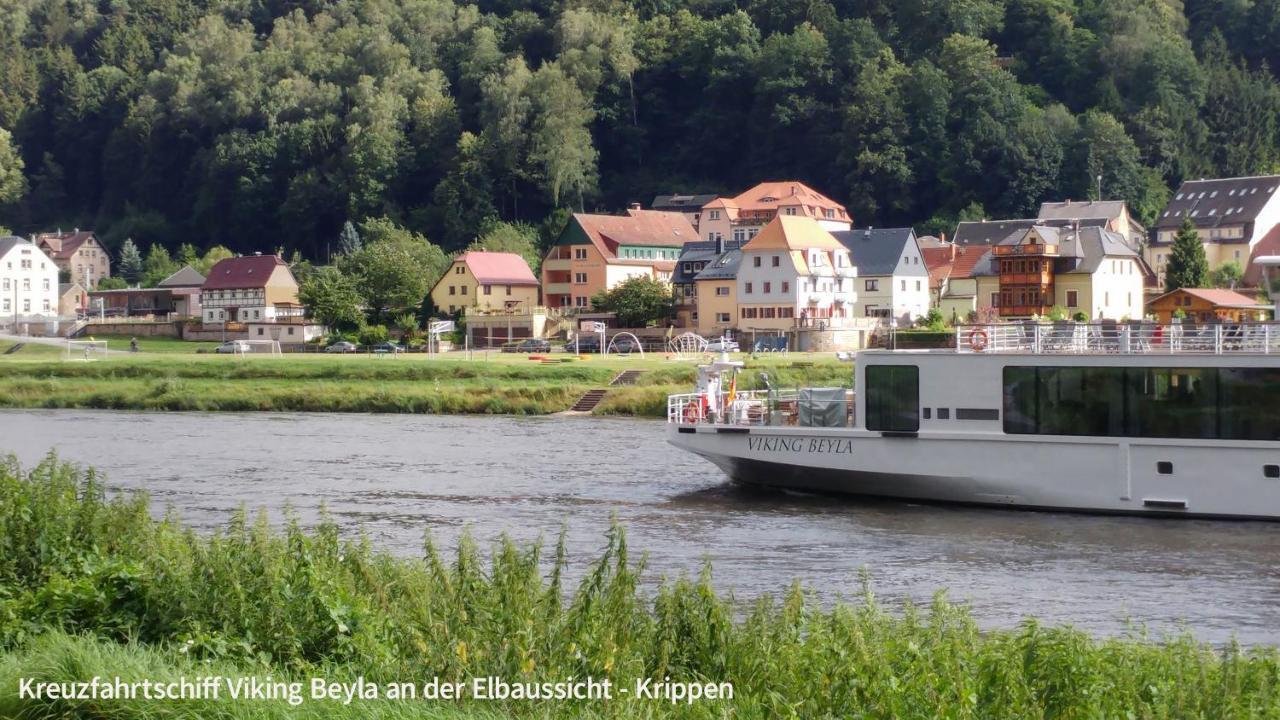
[2,0,1280,263]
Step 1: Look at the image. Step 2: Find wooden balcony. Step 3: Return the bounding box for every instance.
[994,243,1058,257]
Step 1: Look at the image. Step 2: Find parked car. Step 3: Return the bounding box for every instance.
[324,341,358,353]
[371,341,405,354]
[503,338,551,353]
[214,340,249,354]
[706,338,740,352]
[563,336,601,353]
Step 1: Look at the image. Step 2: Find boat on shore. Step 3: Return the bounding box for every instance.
[667,322,1280,519]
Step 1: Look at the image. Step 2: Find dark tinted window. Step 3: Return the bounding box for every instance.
[1004,365,1279,441]
[865,365,919,432]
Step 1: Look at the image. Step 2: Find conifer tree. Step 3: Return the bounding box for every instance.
[1164,217,1209,292]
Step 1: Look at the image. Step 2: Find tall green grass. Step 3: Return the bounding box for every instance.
[1,454,1277,718]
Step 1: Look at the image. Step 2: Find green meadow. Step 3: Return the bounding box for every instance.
[0,455,1276,719]
[0,345,853,417]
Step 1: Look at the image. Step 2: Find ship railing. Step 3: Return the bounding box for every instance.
[955,322,1280,355]
[668,390,774,426]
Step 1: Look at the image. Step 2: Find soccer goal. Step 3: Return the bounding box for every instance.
[65,339,109,361]
[234,339,283,357]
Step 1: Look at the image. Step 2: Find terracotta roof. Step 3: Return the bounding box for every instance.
[202,254,290,290]
[457,251,538,285]
[920,245,957,289]
[948,245,992,279]
[1245,224,1280,287]
[742,215,844,252]
[35,230,97,260]
[1153,287,1266,308]
[158,265,206,288]
[572,209,697,258]
[1154,175,1280,233]
[703,181,848,221]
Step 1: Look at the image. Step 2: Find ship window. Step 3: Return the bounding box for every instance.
[865,365,919,432]
[1003,366,1279,441]
[1265,465,1280,479]
[1157,461,1173,475]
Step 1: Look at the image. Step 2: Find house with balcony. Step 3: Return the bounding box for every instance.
[541,208,697,311]
[0,237,59,328]
[35,229,111,289]
[698,181,851,244]
[1151,175,1280,288]
[969,225,1145,320]
[200,254,301,325]
[832,227,929,325]
[672,238,745,329]
[430,251,540,315]
[735,215,857,347]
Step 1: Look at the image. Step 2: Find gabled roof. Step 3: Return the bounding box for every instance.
[952,218,1109,246]
[1151,287,1266,308]
[651,193,719,211]
[830,227,919,277]
[945,245,992,280]
[202,254,291,290]
[457,251,538,285]
[1037,200,1128,221]
[970,225,1138,277]
[158,265,206,288]
[673,240,747,284]
[571,209,697,259]
[58,282,84,295]
[703,181,849,221]
[0,236,29,258]
[742,215,844,252]
[694,249,744,281]
[1154,175,1280,232]
[34,230,97,260]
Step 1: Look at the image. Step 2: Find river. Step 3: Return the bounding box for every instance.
[3,409,1278,645]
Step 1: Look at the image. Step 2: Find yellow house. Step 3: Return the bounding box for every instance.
[970,225,1146,320]
[692,248,744,337]
[430,251,539,315]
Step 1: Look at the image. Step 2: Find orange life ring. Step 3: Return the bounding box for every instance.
[968,328,989,352]
[683,397,705,424]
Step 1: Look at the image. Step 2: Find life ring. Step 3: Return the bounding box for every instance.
[968,328,989,352]
[682,400,705,424]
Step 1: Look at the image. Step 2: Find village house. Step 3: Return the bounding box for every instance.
[1037,200,1147,248]
[86,265,205,319]
[158,265,206,318]
[969,225,1145,320]
[541,208,697,310]
[832,227,929,324]
[0,237,59,326]
[57,282,86,318]
[35,229,111,289]
[735,215,857,342]
[1147,287,1271,324]
[430,251,540,315]
[200,254,301,325]
[698,181,852,244]
[1151,175,1280,287]
[692,246,745,338]
[650,193,719,233]
[672,238,745,329]
[928,244,991,322]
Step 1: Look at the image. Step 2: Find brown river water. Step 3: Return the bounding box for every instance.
[3,409,1278,645]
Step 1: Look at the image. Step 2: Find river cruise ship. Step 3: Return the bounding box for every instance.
[667,322,1280,519]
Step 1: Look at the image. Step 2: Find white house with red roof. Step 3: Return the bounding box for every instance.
[200,253,301,325]
[698,181,852,244]
[430,251,540,314]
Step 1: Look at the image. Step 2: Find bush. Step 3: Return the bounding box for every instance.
[358,324,389,346]
[1072,311,1088,322]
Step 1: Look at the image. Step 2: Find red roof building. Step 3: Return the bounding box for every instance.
[199,254,300,325]
[34,230,111,289]
[431,251,541,314]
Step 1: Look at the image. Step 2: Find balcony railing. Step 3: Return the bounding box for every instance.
[955,322,1280,355]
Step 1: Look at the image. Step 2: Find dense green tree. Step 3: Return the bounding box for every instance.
[141,244,179,286]
[117,238,143,283]
[469,221,543,274]
[0,128,24,209]
[1208,260,1244,289]
[298,265,364,331]
[1164,217,1210,292]
[589,275,674,326]
[343,218,449,323]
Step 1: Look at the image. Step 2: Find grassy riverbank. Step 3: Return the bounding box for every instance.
[0,351,851,417]
[1,455,1277,719]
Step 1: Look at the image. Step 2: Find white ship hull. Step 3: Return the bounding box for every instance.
[668,424,1280,519]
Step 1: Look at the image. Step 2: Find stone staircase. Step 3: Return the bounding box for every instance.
[569,389,608,412]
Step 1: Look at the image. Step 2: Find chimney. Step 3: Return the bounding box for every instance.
[715,236,724,255]
[940,232,947,244]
